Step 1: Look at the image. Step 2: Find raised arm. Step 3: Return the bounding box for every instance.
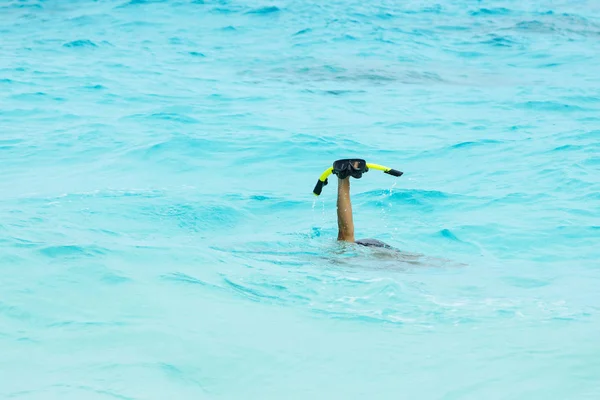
[337,177,355,242]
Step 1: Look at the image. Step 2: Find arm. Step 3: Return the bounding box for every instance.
[337,177,355,242]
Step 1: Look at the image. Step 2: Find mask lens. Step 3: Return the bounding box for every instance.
[350,160,366,172]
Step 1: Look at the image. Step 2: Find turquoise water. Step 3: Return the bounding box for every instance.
[1,0,600,398]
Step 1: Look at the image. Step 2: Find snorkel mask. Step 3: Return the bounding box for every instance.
[332,159,368,180]
[313,159,403,196]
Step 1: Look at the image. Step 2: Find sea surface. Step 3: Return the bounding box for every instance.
[1,0,599,398]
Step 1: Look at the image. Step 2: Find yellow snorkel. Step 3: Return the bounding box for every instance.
[313,159,403,196]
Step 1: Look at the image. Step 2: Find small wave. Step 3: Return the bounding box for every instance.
[168,37,184,45]
[376,12,395,20]
[439,229,461,242]
[48,320,128,329]
[553,12,600,32]
[150,112,199,123]
[0,139,24,150]
[63,39,98,48]
[124,112,199,123]
[451,139,503,149]
[101,273,132,285]
[514,20,557,34]
[470,7,512,16]
[303,89,366,96]
[421,4,442,14]
[118,0,166,6]
[404,70,445,83]
[3,2,42,9]
[161,272,214,287]
[336,72,396,83]
[7,386,134,400]
[39,245,107,258]
[118,20,162,28]
[563,95,600,104]
[0,301,34,321]
[83,84,106,90]
[139,137,219,161]
[222,277,279,302]
[293,28,312,36]
[582,157,600,167]
[438,25,470,32]
[62,189,165,200]
[356,189,458,214]
[333,34,358,42]
[10,91,66,102]
[158,363,207,391]
[503,276,551,289]
[359,189,451,202]
[230,194,272,202]
[539,62,562,68]
[551,144,584,152]
[11,237,43,249]
[312,309,405,326]
[480,34,518,47]
[519,101,587,112]
[454,50,484,58]
[188,51,206,57]
[245,6,280,15]
[221,194,304,212]
[296,64,400,86]
[211,7,239,14]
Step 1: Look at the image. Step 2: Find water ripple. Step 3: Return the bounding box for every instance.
[2,0,600,398]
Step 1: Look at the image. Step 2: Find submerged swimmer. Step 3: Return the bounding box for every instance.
[313,159,403,249]
[336,174,392,248]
